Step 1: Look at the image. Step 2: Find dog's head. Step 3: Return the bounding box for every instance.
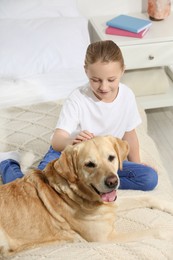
[52,136,129,203]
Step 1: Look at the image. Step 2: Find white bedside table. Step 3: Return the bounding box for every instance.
[89,12,173,109]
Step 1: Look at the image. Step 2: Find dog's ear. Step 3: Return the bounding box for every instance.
[53,145,78,183]
[108,136,129,170]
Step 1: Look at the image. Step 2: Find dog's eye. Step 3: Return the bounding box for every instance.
[108,155,115,162]
[85,161,96,168]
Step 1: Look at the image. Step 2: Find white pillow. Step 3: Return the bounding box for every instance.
[0,17,90,77]
[0,0,80,18]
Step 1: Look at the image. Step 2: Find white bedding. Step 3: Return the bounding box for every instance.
[25,68,88,100]
[0,0,81,18]
[0,68,88,108]
[0,0,90,108]
[0,17,89,77]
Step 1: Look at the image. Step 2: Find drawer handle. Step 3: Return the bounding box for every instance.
[148,55,154,60]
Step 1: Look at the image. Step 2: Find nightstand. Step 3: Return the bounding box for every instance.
[89,12,173,109]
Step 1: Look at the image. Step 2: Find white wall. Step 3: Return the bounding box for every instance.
[77,0,144,17]
[77,0,173,18]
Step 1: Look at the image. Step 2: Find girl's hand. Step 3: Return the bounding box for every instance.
[73,130,94,145]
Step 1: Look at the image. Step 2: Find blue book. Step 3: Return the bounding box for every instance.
[106,14,152,33]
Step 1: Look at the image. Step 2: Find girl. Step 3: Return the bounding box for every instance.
[0,40,158,190]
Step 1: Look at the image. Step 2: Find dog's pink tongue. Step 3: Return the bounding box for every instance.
[101,190,117,202]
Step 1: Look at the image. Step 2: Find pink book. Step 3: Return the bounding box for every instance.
[105,26,149,38]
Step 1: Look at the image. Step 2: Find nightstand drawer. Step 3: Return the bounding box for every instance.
[121,42,173,70]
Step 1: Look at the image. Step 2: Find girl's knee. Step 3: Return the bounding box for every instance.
[119,162,158,191]
[143,167,158,191]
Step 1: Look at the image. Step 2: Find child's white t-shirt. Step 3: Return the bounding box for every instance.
[56,83,141,139]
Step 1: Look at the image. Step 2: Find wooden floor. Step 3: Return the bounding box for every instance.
[146,107,173,185]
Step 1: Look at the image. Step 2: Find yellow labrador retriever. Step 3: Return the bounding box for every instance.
[0,135,173,256]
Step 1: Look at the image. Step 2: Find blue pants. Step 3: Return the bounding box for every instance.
[0,146,158,191]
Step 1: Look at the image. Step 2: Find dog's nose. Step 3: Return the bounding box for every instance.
[105,175,118,189]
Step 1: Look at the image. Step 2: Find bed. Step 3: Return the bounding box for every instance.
[0,1,173,259]
[0,0,89,108]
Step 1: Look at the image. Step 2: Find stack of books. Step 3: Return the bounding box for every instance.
[105,14,152,39]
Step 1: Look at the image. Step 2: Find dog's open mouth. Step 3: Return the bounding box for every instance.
[91,185,117,202]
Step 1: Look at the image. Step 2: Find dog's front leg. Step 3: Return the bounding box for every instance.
[111,228,173,242]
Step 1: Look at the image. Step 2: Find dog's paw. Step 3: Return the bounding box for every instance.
[137,196,173,216]
[151,199,173,216]
[155,228,173,241]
